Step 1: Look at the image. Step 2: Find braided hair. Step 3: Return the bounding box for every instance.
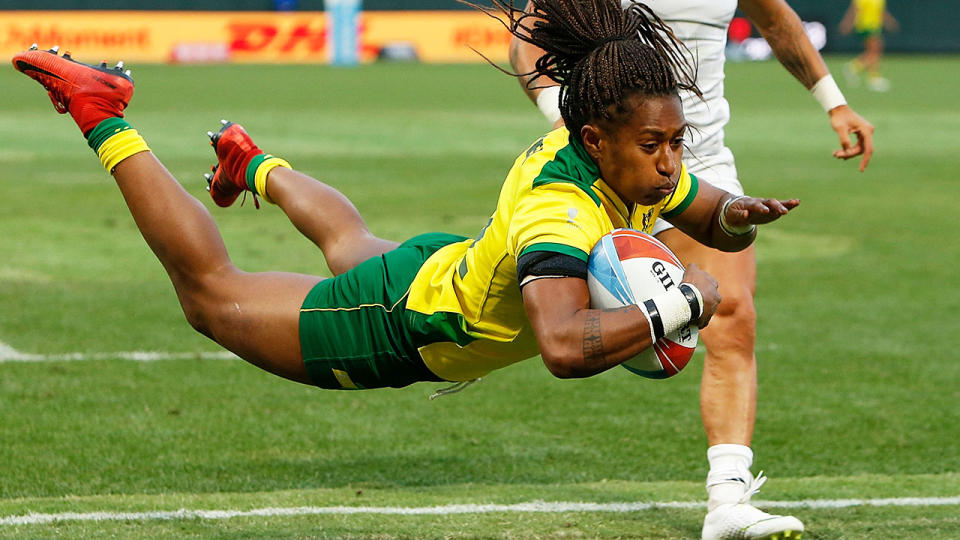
[469,0,701,141]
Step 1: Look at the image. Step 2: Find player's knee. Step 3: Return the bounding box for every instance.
[714,287,756,325]
[178,293,214,338]
[701,287,756,351]
[174,267,238,339]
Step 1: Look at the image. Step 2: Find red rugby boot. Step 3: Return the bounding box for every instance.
[12,44,134,136]
[204,120,266,208]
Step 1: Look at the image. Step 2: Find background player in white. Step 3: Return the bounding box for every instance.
[511,1,876,538]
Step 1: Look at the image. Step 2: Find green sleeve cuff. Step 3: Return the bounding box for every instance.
[518,242,589,262]
[661,172,699,219]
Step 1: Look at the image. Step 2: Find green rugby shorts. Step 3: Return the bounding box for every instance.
[298,232,466,390]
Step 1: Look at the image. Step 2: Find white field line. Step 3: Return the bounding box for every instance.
[0,339,235,363]
[0,340,789,363]
[2,496,959,526]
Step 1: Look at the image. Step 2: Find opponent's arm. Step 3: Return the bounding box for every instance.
[509,1,564,126]
[740,0,875,171]
[509,0,542,105]
[667,180,800,253]
[522,268,719,379]
[739,0,827,88]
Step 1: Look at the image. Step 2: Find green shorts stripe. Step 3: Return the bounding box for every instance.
[298,232,466,390]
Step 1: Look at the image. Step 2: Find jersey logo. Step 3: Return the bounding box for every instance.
[640,207,655,232]
[524,137,545,159]
[566,207,583,231]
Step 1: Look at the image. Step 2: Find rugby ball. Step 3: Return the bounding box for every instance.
[587,229,698,378]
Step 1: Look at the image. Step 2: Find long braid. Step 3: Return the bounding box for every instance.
[466,0,700,141]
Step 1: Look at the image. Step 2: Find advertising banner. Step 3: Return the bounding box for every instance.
[0,11,512,64]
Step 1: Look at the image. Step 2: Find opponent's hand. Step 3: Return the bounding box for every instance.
[724,196,800,228]
[681,263,720,329]
[829,104,875,172]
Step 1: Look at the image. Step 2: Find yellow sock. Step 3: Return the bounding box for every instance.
[86,118,150,173]
[244,154,291,205]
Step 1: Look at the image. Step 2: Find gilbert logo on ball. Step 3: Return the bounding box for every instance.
[587,229,699,378]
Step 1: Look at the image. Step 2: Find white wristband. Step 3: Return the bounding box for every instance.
[637,287,698,342]
[719,196,757,236]
[536,85,562,125]
[810,74,847,113]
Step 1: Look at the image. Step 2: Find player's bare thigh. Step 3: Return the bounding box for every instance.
[194,268,323,386]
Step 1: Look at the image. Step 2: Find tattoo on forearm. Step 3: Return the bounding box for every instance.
[765,25,820,88]
[582,305,639,367]
[776,44,816,87]
[583,312,604,367]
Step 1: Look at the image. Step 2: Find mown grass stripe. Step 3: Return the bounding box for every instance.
[0,340,236,363]
[3,497,959,526]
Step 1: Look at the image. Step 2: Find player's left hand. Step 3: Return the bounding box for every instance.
[726,197,800,227]
[829,104,875,172]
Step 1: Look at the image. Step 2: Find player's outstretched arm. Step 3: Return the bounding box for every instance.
[521,273,718,379]
[667,179,799,252]
[740,0,875,171]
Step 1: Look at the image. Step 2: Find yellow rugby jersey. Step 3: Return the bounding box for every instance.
[854,0,885,32]
[405,127,698,382]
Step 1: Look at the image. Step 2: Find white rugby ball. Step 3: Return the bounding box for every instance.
[587,229,698,378]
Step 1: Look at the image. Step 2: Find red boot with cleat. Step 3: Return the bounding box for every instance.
[204,120,268,208]
[12,44,134,136]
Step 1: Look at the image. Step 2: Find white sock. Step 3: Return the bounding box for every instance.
[705,444,753,511]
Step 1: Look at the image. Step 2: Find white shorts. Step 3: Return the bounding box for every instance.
[653,145,742,235]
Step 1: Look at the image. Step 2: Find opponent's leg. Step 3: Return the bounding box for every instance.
[205,121,397,275]
[656,228,803,540]
[658,230,757,449]
[14,48,319,385]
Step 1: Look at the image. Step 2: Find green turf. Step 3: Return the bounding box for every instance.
[1,55,958,538]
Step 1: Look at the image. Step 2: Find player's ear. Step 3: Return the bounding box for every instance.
[580,123,604,161]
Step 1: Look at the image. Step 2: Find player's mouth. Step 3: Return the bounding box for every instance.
[653,183,676,196]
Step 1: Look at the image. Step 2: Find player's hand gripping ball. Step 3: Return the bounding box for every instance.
[587,229,698,378]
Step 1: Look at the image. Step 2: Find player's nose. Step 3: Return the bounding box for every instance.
[656,148,677,177]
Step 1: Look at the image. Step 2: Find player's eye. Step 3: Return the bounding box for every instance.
[671,137,685,147]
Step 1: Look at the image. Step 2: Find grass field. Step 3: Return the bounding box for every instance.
[1,54,958,538]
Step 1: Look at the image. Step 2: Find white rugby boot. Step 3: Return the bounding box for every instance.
[701,472,804,540]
